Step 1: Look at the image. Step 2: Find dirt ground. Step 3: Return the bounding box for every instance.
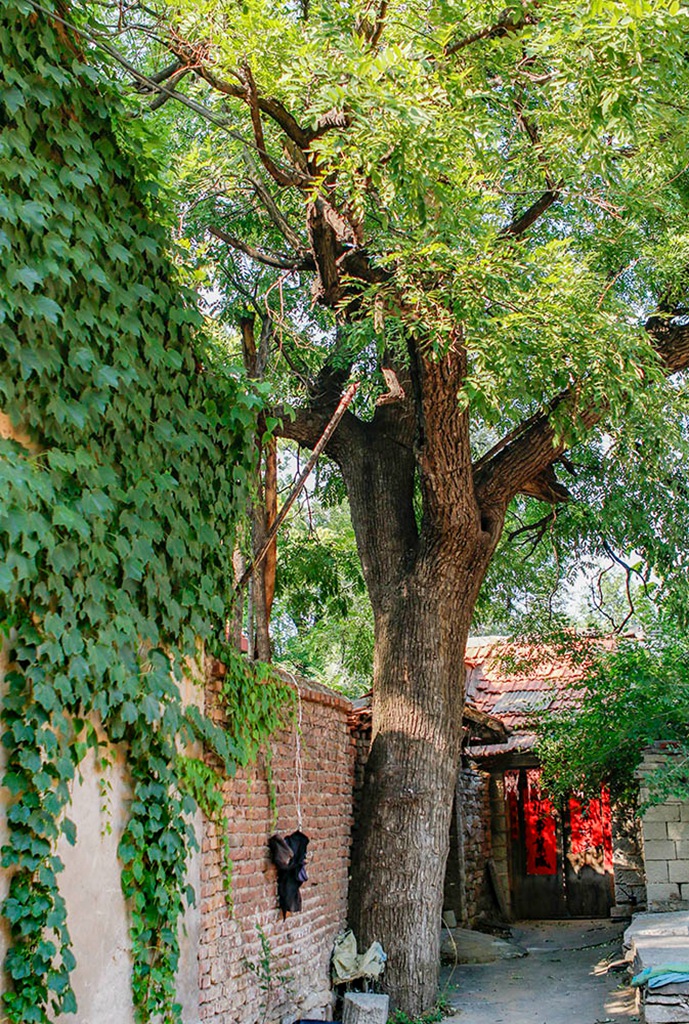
[440,919,639,1024]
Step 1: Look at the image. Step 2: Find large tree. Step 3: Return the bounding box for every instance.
[78,0,689,1011]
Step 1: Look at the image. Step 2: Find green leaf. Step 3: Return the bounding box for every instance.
[30,296,62,323]
[61,818,77,847]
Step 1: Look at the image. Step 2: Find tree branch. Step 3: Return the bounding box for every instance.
[242,155,307,251]
[474,313,689,510]
[308,108,353,142]
[499,92,561,236]
[273,346,362,451]
[356,0,388,47]
[134,58,183,90]
[445,6,539,56]
[208,225,315,271]
[166,39,312,150]
[238,62,310,187]
[500,187,561,237]
[148,66,191,110]
[508,509,557,545]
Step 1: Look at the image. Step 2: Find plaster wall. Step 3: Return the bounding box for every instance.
[0,649,203,1024]
[53,746,135,1024]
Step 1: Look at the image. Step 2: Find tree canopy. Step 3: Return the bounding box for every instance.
[537,630,689,806]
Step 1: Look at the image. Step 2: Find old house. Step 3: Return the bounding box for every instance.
[352,635,648,931]
[449,636,647,925]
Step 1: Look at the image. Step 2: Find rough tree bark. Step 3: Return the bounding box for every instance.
[301,346,507,1011]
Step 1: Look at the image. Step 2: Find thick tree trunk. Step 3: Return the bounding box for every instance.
[349,544,488,1013]
[327,348,502,1014]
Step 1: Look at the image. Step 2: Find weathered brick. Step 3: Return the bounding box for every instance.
[199,667,353,1024]
[669,861,689,884]
[645,805,681,823]
[644,839,678,862]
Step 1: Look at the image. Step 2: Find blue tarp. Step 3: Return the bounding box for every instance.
[632,965,689,989]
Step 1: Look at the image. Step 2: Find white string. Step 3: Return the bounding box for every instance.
[295,684,303,831]
[286,672,304,831]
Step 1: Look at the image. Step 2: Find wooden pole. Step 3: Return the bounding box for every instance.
[235,381,359,594]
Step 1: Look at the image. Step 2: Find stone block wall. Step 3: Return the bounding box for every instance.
[639,744,689,913]
[460,767,494,925]
[200,664,354,1024]
[611,801,647,913]
[443,766,497,926]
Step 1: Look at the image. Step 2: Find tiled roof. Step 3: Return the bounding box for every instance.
[348,689,509,744]
[467,732,538,759]
[347,634,628,756]
[464,634,620,735]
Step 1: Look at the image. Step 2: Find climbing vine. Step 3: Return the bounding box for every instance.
[0,2,290,1021]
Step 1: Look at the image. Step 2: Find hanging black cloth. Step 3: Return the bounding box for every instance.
[269,830,309,918]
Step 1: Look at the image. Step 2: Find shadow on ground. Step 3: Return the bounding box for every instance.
[440,919,637,1024]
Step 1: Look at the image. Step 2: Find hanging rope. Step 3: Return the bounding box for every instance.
[285,671,304,831]
[294,683,303,832]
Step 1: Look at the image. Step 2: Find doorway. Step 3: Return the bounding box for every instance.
[505,768,614,919]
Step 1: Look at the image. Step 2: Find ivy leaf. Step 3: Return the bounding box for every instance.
[30,296,62,323]
[10,266,42,292]
[61,818,77,847]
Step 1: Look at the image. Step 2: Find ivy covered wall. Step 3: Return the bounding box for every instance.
[0,2,288,1021]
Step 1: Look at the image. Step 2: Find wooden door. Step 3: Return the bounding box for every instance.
[505,769,614,919]
[506,768,566,918]
[562,791,615,918]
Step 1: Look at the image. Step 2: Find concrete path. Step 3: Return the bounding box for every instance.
[440,920,638,1024]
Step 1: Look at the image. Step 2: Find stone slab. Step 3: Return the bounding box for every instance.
[342,993,389,1024]
[644,1004,689,1023]
[625,912,689,945]
[625,912,689,1021]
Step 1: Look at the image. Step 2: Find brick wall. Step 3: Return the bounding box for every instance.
[200,662,354,1024]
[348,710,370,857]
[639,744,689,913]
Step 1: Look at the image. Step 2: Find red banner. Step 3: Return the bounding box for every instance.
[567,788,613,874]
[524,771,558,876]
